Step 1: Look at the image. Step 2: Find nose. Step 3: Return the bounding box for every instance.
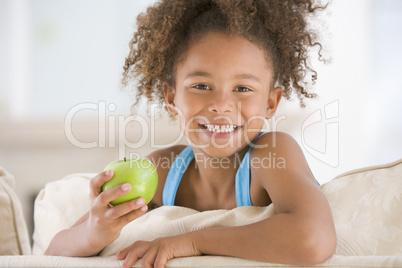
[208,91,233,114]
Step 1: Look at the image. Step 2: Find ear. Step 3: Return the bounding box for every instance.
[163,81,178,115]
[265,87,283,119]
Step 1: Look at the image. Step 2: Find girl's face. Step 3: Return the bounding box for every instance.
[164,32,282,158]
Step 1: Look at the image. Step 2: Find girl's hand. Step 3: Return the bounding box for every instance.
[86,170,149,249]
[116,234,202,268]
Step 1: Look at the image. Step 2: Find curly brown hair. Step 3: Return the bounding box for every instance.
[122,0,327,113]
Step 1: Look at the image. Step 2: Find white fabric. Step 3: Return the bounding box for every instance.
[30,159,402,266]
[0,167,31,255]
[100,205,276,256]
[32,173,95,255]
[321,159,402,256]
[1,255,402,268]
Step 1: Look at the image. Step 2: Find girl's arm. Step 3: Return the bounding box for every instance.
[45,171,148,257]
[117,132,336,267]
[191,195,335,265]
[192,133,336,264]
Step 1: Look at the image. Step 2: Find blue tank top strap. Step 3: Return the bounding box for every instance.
[163,132,269,207]
[235,145,253,207]
[162,146,194,206]
[235,132,268,207]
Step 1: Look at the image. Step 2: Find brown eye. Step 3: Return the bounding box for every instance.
[193,84,211,90]
[234,86,252,92]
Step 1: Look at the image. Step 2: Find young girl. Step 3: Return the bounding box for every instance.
[46,0,336,267]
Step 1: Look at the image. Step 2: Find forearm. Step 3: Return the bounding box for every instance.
[45,222,105,257]
[191,213,335,265]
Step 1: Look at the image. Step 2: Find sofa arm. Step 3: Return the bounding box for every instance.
[0,167,31,255]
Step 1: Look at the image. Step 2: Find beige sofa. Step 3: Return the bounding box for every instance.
[1,159,402,267]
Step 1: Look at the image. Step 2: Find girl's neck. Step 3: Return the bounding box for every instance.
[191,145,250,190]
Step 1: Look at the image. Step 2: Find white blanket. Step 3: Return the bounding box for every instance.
[100,205,276,256]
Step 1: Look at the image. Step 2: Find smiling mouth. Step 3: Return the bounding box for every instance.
[200,124,239,133]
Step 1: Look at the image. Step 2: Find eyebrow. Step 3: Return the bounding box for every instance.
[185,71,212,79]
[233,73,262,83]
[185,71,262,83]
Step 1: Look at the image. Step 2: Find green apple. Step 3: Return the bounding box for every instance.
[101,158,158,206]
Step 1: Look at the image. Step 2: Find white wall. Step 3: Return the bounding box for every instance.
[0,0,158,120]
[275,0,402,182]
[0,0,401,242]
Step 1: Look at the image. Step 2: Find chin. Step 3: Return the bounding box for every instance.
[190,142,243,159]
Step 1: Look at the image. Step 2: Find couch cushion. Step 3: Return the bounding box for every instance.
[0,167,31,255]
[321,159,402,255]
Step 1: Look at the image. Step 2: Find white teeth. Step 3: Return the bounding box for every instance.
[203,124,238,133]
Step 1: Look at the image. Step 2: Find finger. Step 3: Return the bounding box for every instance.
[96,183,132,207]
[115,246,129,260]
[118,242,149,268]
[116,204,148,227]
[105,198,146,220]
[140,245,159,268]
[154,250,169,268]
[123,251,141,268]
[154,241,173,268]
[116,241,147,259]
[89,170,114,199]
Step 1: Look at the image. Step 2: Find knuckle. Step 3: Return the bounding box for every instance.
[90,172,108,191]
[110,186,122,198]
[124,215,134,224]
[97,193,107,205]
[93,216,103,227]
[108,208,118,219]
[89,178,97,189]
[133,240,144,247]
[116,187,126,197]
[128,200,138,210]
[159,241,170,251]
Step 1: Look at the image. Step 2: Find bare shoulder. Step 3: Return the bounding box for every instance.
[252,131,299,152]
[144,144,188,209]
[250,131,306,170]
[250,132,322,213]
